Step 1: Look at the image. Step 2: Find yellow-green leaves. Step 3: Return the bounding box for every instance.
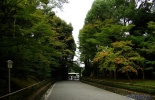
[93,52,108,63]
[93,41,144,79]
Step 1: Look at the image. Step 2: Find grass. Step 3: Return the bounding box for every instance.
[82,78,155,97]
[93,77,155,87]
[11,77,38,90]
[133,80,155,86]
[0,77,39,96]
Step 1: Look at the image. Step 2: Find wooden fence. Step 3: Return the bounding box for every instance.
[0,79,52,100]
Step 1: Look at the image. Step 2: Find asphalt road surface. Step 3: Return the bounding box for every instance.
[43,81,133,100]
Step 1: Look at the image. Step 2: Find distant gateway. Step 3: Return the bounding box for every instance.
[68,73,79,80]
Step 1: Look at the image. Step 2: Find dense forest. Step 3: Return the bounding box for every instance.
[0,0,76,95]
[79,0,155,80]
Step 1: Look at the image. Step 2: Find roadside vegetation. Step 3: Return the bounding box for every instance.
[83,77,155,86]
[0,0,75,96]
[81,77,155,95]
[79,0,155,81]
[79,0,155,95]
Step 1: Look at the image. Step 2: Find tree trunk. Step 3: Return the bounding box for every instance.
[126,72,131,82]
[114,65,117,80]
[114,70,116,80]
[142,65,145,80]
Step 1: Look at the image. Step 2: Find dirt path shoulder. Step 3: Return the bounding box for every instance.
[27,82,53,100]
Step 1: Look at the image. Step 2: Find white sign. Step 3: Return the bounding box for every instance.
[7,60,13,68]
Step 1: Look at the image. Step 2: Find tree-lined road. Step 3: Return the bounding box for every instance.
[44,81,133,100]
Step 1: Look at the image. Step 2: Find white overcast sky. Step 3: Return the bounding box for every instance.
[55,0,94,62]
[55,0,94,44]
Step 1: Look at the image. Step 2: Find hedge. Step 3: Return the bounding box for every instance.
[81,78,155,95]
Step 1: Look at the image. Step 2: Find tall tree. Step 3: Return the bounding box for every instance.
[0,0,75,95]
[79,0,155,80]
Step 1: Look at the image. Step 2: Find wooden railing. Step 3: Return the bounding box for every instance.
[0,79,51,100]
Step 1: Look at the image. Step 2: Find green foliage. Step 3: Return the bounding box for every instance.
[93,41,144,80]
[79,0,155,80]
[0,0,75,93]
[82,78,155,94]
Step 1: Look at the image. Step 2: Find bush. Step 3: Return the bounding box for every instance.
[81,78,155,95]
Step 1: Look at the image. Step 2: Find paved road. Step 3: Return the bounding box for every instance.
[43,81,133,100]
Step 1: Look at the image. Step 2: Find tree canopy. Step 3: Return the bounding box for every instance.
[79,0,155,80]
[0,0,76,95]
